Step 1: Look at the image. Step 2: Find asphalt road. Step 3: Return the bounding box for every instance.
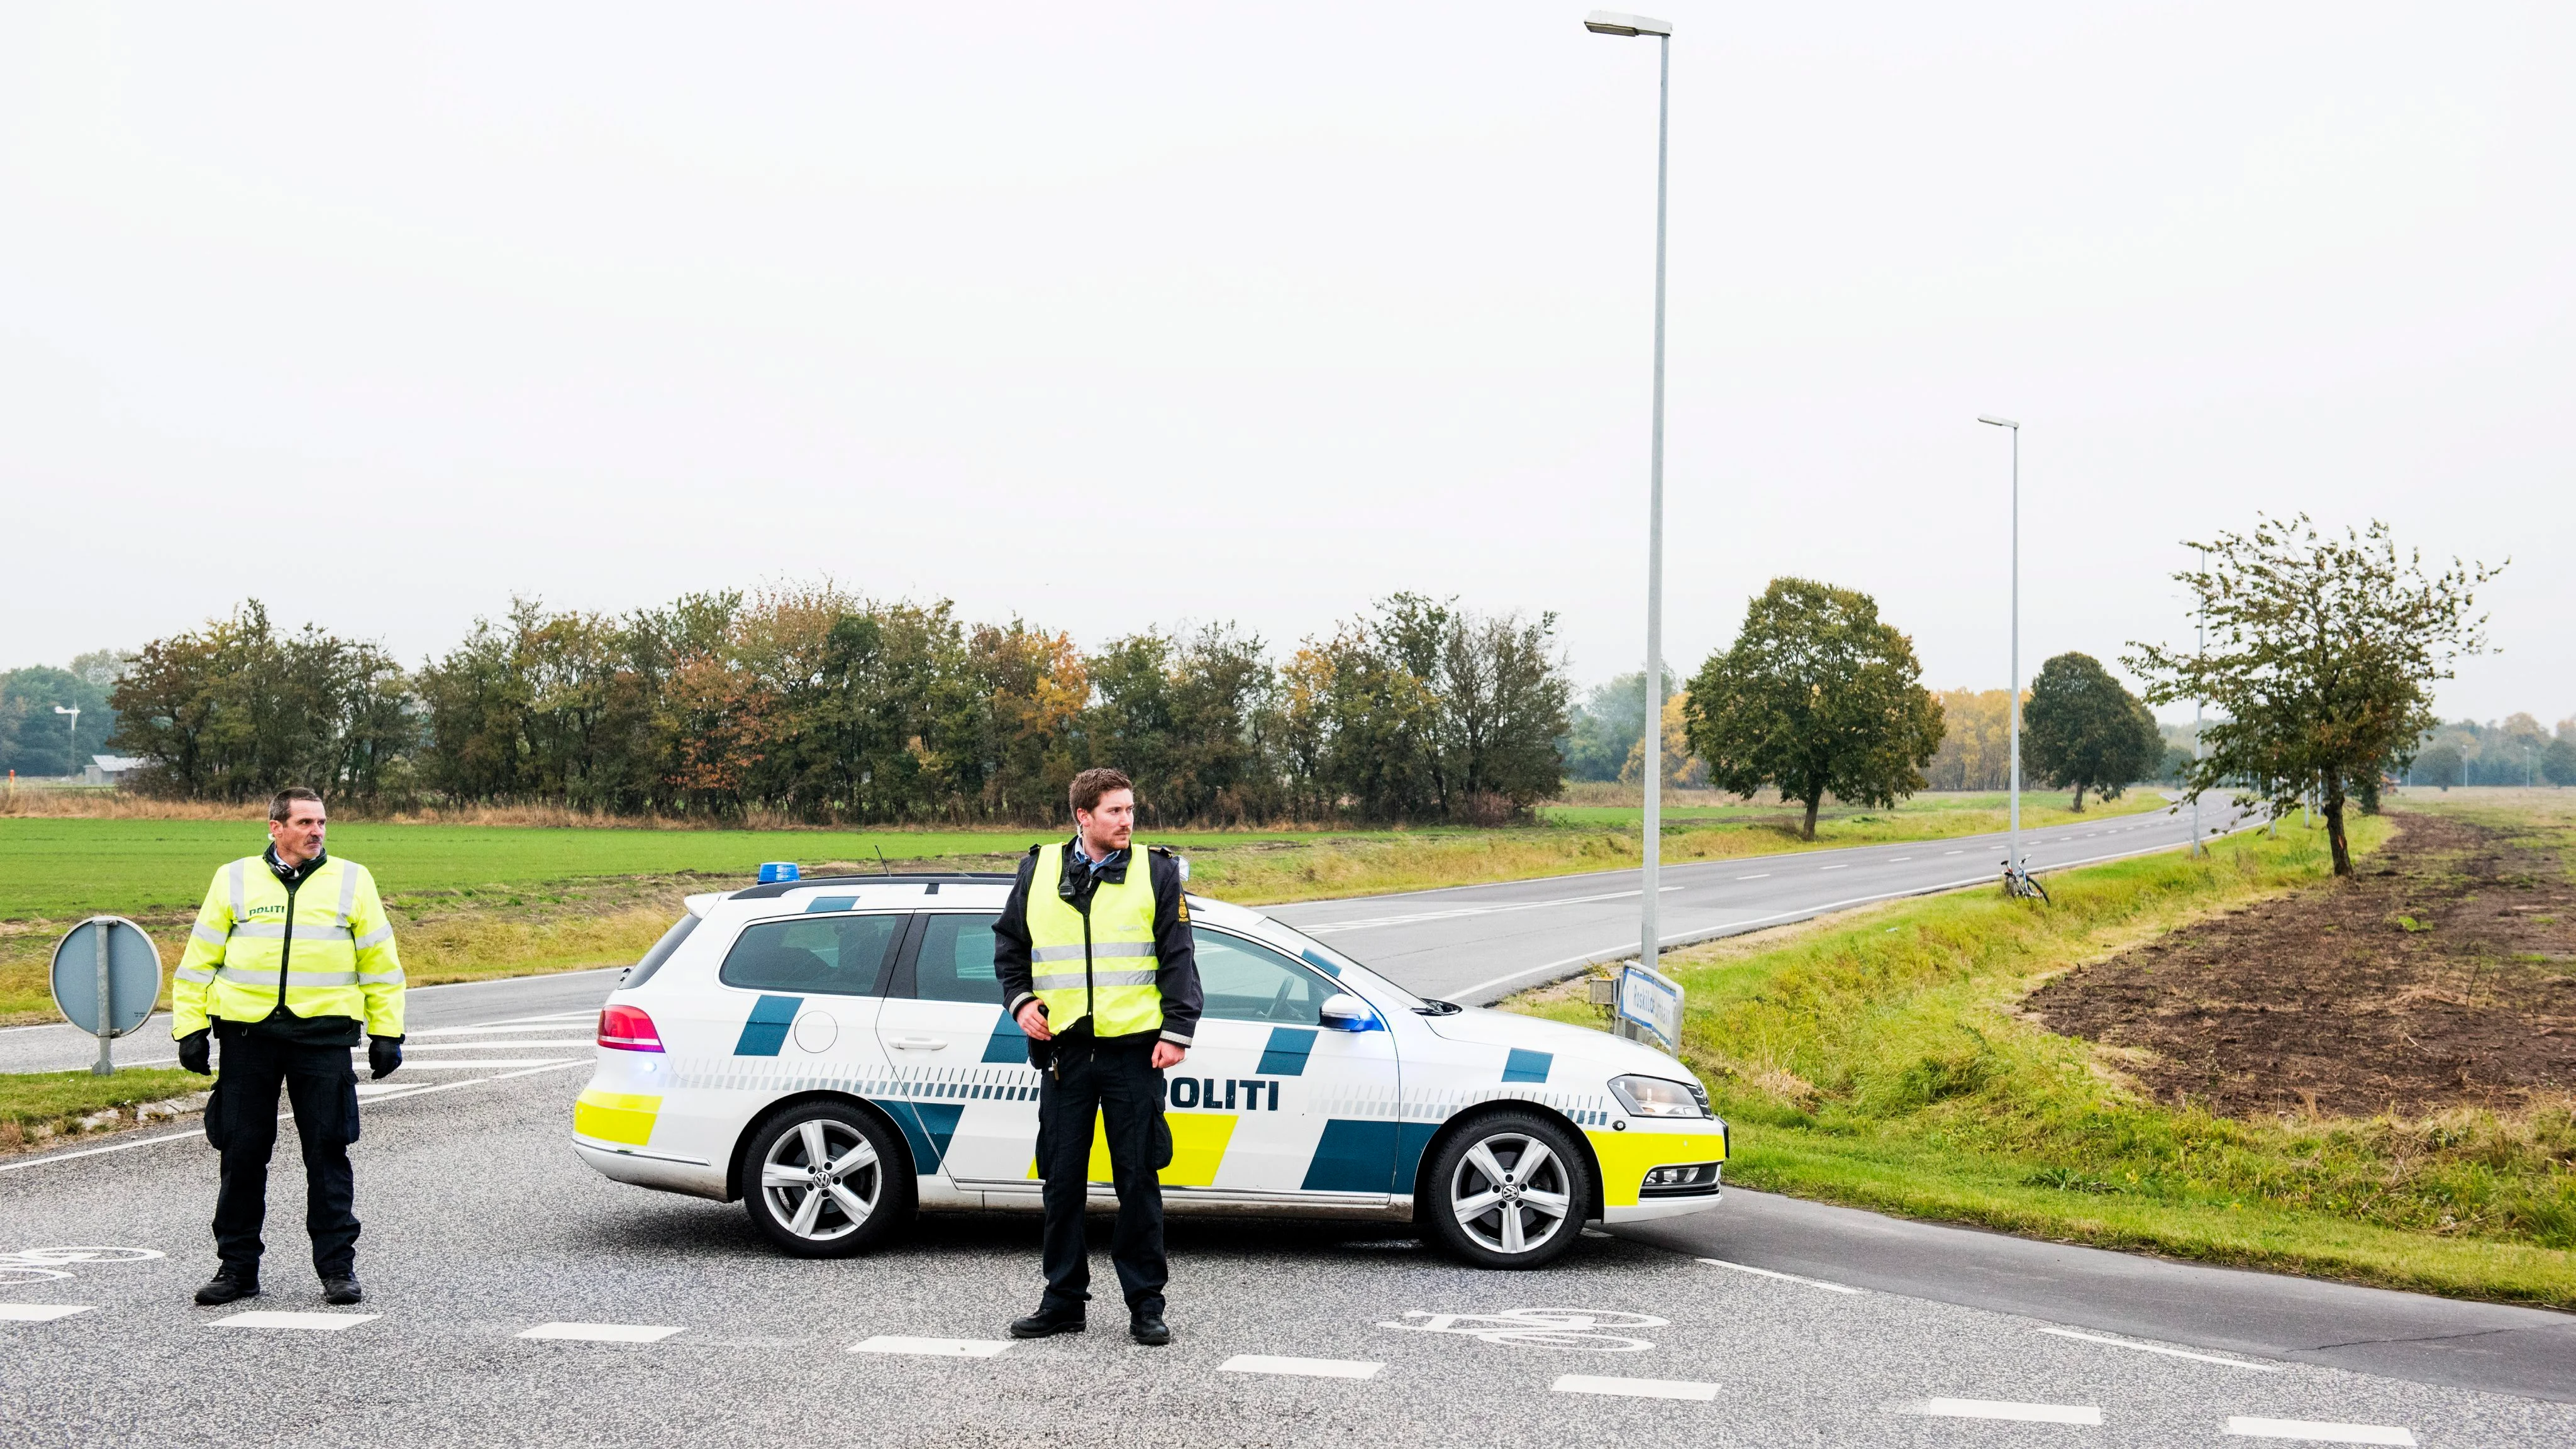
[8,804,2572,1446]
[1272,796,2263,1003]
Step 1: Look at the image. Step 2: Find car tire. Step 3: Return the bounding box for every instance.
[1421,1110,1592,1270]
[740,1100,913,1258]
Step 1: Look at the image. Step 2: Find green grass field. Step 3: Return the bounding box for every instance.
[1510,811,2576,1307]
[0,819,1338,922]
[0,789,2192,1026]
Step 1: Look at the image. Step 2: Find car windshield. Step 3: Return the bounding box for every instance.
[1240,915,1431,1013]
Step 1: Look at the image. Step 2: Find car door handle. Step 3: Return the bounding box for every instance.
[889,1036,948,1050]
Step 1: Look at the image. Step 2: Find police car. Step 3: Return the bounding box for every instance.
[572,870,1728,1269]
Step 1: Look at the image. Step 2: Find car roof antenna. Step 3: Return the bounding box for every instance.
[873,846,893,877]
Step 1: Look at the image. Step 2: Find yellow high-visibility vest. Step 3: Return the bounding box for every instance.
[170,855,405,1038]
[1025,843,1163,1039]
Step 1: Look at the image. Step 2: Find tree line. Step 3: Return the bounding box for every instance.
[100,589,1572,826]
[48,511,2498,866]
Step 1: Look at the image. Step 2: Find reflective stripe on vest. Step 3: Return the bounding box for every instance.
[200,857,371,1026]
[1024,843,1164,1038]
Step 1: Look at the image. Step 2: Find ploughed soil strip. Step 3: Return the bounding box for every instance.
[2026,811,2576,1119]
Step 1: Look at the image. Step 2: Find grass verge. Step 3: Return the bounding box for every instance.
[0,1068,207,1153]
[1509,812,2576,1307]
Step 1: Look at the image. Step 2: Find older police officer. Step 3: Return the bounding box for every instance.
[994,767,1202,1346]
[172,787,406,1307]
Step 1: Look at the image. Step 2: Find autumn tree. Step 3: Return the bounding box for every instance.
[2126,516,2499,876]
[2021,652,2161,811]
[1684,578,1945,840]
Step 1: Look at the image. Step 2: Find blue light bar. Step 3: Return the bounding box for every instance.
[757,861,800,884]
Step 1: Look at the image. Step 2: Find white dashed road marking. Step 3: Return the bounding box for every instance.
[1736,873,1770,880]
[1219,1355,1382,1379]
[518,1322,684,1343]
[1818,864,1848,871]
[0,1303,94,1321]
[850,1335,1013,1358]
[212,1311,377,1331]
[357,1058,575,1070]
[2036,1326,2281,1370]
[1901,1398,2103,1424]
[402,1040,596,1050]
[1698,1258,1862,1294]
[1553,1374,1719,1402]
[2224,1418,2416,1445]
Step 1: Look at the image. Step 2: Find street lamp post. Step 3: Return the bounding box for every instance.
[1977,416,2021,882]
[53,704,79,779]
[2194,546,2206,856]
[1587,9,1674,1001]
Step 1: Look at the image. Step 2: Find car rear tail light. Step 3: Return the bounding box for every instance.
[597,1004,665,1052]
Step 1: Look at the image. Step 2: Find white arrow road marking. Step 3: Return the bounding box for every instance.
[850,1335,1013,1357]
[213,1311,377,1331]
[518,1322,684,1343]
[1900,1399,2102,1424]
[2224,1419,2415,1445]
[1219,1355,1382,1379]
[2035,1326,2280,1370]
[1553,1374,1718,1401]
[0,1304,95,1321]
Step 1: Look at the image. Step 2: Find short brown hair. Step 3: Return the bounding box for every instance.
[269,787,325,823]
[1069,767,1133,817]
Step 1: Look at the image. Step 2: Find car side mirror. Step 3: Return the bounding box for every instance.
[1319,992,1380,1032]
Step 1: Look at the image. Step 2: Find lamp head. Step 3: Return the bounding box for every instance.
[1977,415,2019,430]
[1585,11,1672,36]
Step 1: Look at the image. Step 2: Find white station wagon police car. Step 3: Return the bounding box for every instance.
[573,871,1728,1269]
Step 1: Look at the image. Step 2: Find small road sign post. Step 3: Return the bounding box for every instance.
[50,917,162,1076]
[1614,962,1683,1053]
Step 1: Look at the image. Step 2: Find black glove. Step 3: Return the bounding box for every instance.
[177,1030,212,1075]
[368,1036,402,1080]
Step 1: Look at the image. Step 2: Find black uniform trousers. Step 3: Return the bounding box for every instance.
[209,1033,362,1279]
[1035,1035,1170,1315]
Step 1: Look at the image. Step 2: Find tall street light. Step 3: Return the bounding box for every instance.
[53,704,79,778]
[1977,416,2023,882]
[1585,9,1674,989]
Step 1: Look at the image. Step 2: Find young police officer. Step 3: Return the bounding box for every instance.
[994,767,1202,1346]
[170,787,406,1307]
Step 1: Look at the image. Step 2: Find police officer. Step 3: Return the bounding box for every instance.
[994,767,1202,1346]
[171,787,406,1307]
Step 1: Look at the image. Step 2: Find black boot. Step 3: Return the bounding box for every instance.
[194,1270,260,1306]
[321,1275,363,1306]
[1129,1304,1170,1346]
[1009,1304,1086,1338]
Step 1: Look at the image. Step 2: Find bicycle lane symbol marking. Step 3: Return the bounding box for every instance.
[0,1245,165,1285]
[1375,1308,1668,1352]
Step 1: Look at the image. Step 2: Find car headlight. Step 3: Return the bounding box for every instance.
[1609,1074,1708,1118]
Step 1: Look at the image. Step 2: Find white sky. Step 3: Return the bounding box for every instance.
[4,2,2567,725]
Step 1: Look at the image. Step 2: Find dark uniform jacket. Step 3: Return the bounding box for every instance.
[994,838,1203,1050]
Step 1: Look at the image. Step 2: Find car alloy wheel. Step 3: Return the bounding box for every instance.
[1423,1111,1591,1269]
[741,1102,909,1258]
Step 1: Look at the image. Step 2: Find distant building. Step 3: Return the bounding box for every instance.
[84,755,143,786]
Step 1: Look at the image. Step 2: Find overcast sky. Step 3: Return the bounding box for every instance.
[4,2,2567,725]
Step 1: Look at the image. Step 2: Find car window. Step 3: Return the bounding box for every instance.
[913,913,1005,1004]
[621,912,701,990]
[719,914,904,996]
[1192,929,1330,1025]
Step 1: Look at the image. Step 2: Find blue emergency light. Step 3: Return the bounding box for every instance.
[757,861,800,884]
